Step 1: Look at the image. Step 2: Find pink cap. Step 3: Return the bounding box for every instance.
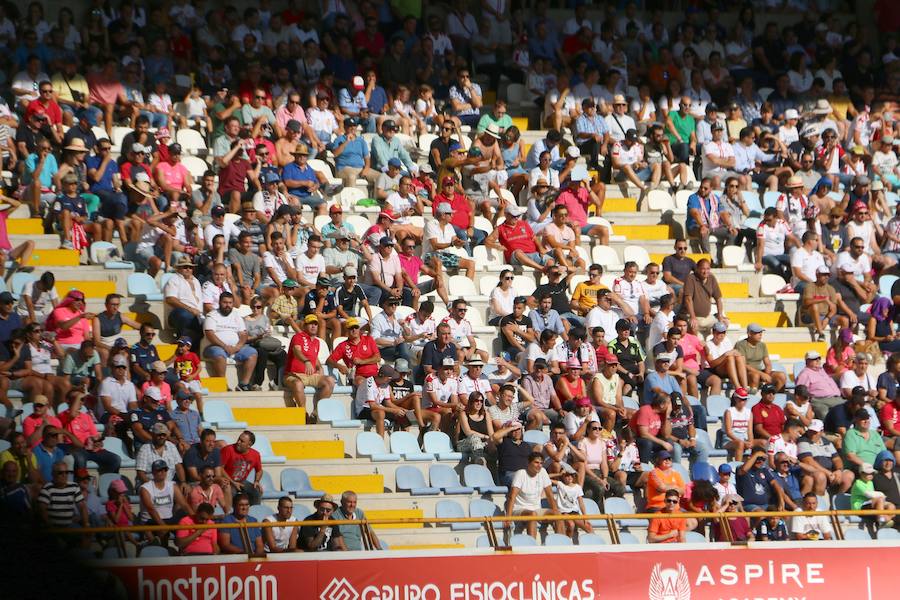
[576,397,591,407]
[108,479,127,494]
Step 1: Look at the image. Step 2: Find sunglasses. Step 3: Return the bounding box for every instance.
[664,499,679,504]
[255,95,266,99]
[34,403,47,408]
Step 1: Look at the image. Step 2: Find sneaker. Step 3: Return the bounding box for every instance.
[324,183,344,197]
[237,383,252,392]
[816,332,826,342]
[251,384,262,391]
[60,240,74,250]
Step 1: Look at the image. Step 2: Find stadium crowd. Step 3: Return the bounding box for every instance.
[1,0,900,551]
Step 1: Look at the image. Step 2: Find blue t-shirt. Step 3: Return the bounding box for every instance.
[878,372,897,401]
[641,371,681,406]
[774,471,801,502]
[282,162,317,198]
[130,342,160,385]
[33,444,66,482]
[301,290,337,316]
[736,465,777,507]
[25,152,58,188]
[85,155,119,193]
[685,193,724,232]
[52,194,87,218]
[329,135,369,170]
[367,86,388,114]
[0,313,23,360]
[221,514,262,552]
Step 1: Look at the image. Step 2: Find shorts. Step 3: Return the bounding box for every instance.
[512,508,552,516]
[614,167,652,182]
[698,368,717,386]
[422,251,461,270]
[799,312,840,326]
[581,224,599,235]
[203,344,258,362]
[284,372,328,388]
[510,251,552,267]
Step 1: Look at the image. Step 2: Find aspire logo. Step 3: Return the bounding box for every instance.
[648,562,691,600]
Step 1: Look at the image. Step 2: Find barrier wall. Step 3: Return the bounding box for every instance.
[101,541,900,600]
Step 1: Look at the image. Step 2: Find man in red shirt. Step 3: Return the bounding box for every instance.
[752,384,786,441]
[629,393,673,463]
[25,81,64,139]
[176,502,219,555]
[220,430,264,505]
[327,318,381,386]
[284,314,335,419]
[485,204,555,275]
[22,395,63,448]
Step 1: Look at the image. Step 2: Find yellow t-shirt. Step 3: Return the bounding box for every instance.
[571,282,606,313]
[51,73,90,105]
[0,449,38,483]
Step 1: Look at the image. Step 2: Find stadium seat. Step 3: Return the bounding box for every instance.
[604,497,648,528]
[436,499,480,531]
[674,190,692,214]
[696,430,726,458]
[390,431,434,461]
[89,241,133,269]
[138,545,170,558]
[505,83,527,105]
[182,156,209,180]
[463,464,508,494]
[127,273,163,301]
[102,437,136,469]
[280,468,325,499]
[619,532,641,544]
[356,431,401,461]
[176,128,207,154]
[509,534,538,547]
[448,275,479,298]
[253,434,287,464]
[293,504,313,520]
[684,531,707,543]
[623,245,651,269]
[843,527,871,541]
[543,533,573,546]
[622,396,640,411]
[0,439,9,453]
[759,274,787,297]
[478,274,500,296]
[832,493,861,523]
[258,471,284,500]
[10,272,35,298]
[762,191,780,209]
[880,275,898,299]
[317,399,363,428]
[250,505,273,521]
[523,430,549,445]
[424,431,463,460]
[429,464,475,494]
[706,394,729,421]
[469,498,502,524]
[395,465,440,495]
[472,246,507,272]
[591,245,624,271]
[647,189,674,212]
[578,498,607,528]
[577,533,606,545]
[475,535,492,548]
[690,461,718,484]
[203,401,248,429]
[510,275,536,297]
[878,528,900,540]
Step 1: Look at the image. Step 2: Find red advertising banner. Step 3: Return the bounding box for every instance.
[102,542,900,600]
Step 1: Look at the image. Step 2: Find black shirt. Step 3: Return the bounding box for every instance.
[63,125,98,151]
[534,281,570,315]
[498,438,533,474]
[428,137,453,172]
[391,378,414,400]
[299,513,342,551]
[418,340,458,382]
[336,285,368,316]
[499,314,530,353]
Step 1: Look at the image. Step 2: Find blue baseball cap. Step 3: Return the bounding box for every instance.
[387,157,402,168]
[718,463,732,474]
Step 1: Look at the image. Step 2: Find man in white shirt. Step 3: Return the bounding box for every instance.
[423,357,461,430]
[202,292,257,391]
[702,123,738,181]
[833,236,876,308]
[370,295,412,362]
[604,95,637,142]
[505,452,562,538]
[295,234,326,291]
[790,492,834,540]
[354,365,406,436]
[612,261,650,322]
[611,129,650,192]
[203,205,241,247]
[790,231,825,294]
[422,203,475,278]
[165,258,204,348]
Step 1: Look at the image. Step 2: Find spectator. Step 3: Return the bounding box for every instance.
[736,324,786,392]
[798,419,854,496]
[38,461,88,528]
[752,384,786,442]
[16,271,57,327]
[92,293,140,363]
[647,489,687,543]
[355,365,409,436]
[300,493,346,551]
[138,459,192,542]
[135,420,185,484]
[183,429,224,485]
[219,493,265,555]
[645,450,685,512]
[795,350,844,419]
[262,496,299,553]
[176,502,219,555]
[32,427,66,483]
[662,239,695,298]
[681,259,727,335]
[165,258,204,348]
[187,465,228,515]
[840,353,877,402]
[873,452,900,521]
[611,128,651,192]
[736,450,785,512]
[850,463,895,528]
[505,451,562,539]
[59,392,120,474]
[630,394,673,463]
[203,292,258,392]
[843,410,888,473]
[220,431,264,506]
[800,266,852,343]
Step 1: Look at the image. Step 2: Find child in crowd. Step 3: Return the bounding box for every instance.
[554,463,593,540]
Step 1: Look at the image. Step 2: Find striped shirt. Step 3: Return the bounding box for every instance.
[38,483,84,526]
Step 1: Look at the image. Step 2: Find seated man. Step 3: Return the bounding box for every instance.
[790,492,835,540]
[797,419,854,496]
[202,292,258,392]
[354,365,407,436]
[736,449,785,512]
[505,452,563,539]
[647,489,687,543]
[795,351,844,419]
[283,315,336,418]
[485,203,554,276]
[734,324,786,391]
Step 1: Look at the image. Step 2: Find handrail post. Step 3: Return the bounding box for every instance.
[239,521,253,558]
[716,515,734,543]
[831,513,845,541]
[606,514,621,544]
[483,518,498,548]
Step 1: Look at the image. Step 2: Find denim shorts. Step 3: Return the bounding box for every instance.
[203,344,258,362]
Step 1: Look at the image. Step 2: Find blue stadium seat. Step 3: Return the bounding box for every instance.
[139,545,170,558]
[202,401,248,429]
[580,497,607,528]
[523,429,549,445]
[705,394,729,421]
[258,471,284,500]
[356,431,401,461]
[249,505,273,521]
[280,468,325,499]
[395,465,439,495]
[543,533,573,546]
[684,531,707,543]
[603,497,648,528]
[469,498,502,526]
[690,461,718,484]
[618,532,641,544]
[463,464,508,494]
[877,528,900,540]
[843,527,871,541]
[423,431,463,460]
[254,434,287,464]
[436,499,480,531]
[127,273,163,301]
[696,430,727,458]
[577,533,606,545]
[390,431,433,461]
[101,437,135,469]
[475,535,492,548]
[317,399,363,428]
[509,534,538,547]
[429,464,475,494]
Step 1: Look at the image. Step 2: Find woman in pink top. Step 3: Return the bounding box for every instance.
[154,144,193,204]
[47,290,94,350]
[554,168,609,244]
[0,194,35,272]
[825,327,855,379]
[676,318,723,398]
[578,421,611,501]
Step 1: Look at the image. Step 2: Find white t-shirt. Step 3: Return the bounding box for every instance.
[204,221,240,247]
[98,377,137,416]
[510,468,552,512]
[790,247,825,287]
[834,251,871,282]
[757,220,792,256]
[354,376,391,415]
[846,220,876,255]
[262,514,298,551]
[702,140,736,176]
[403,314,436,347]
[611,140,643,166]
[201,281,232,307]
[725,406,751,441]
[612,277,646,316]
[423,373,458,407]
[706,336,734,361]
[16,281,59,321]
[790,513,834,538]
[839,370,875,394]
[647,310,675,352]
[563,410,600,437]
[605,114,637,142]
[262,252,290,286]
[164,274,203,312]
[586,307,620,343]
[488,286,516,322]
[295,253,326,285]
[203,309,246,347]
[457,374,492,399]
[554,481,584,514]
[423,220,456,255]
[442,316,473,347]
[767,435,798,461]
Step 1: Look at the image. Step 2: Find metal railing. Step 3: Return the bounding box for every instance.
[53,507,900,558]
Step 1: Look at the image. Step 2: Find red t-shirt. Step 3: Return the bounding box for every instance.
[176,515,217,554]
[629,404,663,437]
[25,98,63,125]
[497,218,537,262]
[58,411,99,445]
[174,351,201,380]
[23,415,62,448]
[751,402,785,437]
[328,335,379,378]
[432,192,472,231]
[880,401,900,434]
[286,331,320,374]
[219,444,262,482]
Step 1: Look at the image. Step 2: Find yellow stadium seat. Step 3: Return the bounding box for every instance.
[765,341,827,359]
[728,312,790,328]
[613,224,671,240]
[309,474,384,494]
[270,440,344,460]
[200,377,228,393]
[511,117,528,132]
[28,250,80,267]
[719,282,749,297]
[231,408,308,427]
[55,280,117,297]
[603,197,638,212]
[483,90,497,106]
[649,252,710,265]
[6,219,43,235]
[156,344,177,361]
[366,509,424,529]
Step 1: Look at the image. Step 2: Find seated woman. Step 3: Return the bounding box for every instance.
[456,392,501,467]
[487,269,516,326]
[865,297,900,354]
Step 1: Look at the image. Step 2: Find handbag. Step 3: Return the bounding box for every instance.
[256,336,283,352]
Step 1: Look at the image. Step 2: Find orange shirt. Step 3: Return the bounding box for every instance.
[646,467,685,510]
[648,510,686,543]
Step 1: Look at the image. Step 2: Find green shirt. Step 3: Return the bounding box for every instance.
[667,110,695,144]
[211,101,245,139]
[476,113,513,134]
[734,339,768,370]
[61,350,101,378]
[842,427,887,466]
[850,478,876,510]
[336,507,366,550]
